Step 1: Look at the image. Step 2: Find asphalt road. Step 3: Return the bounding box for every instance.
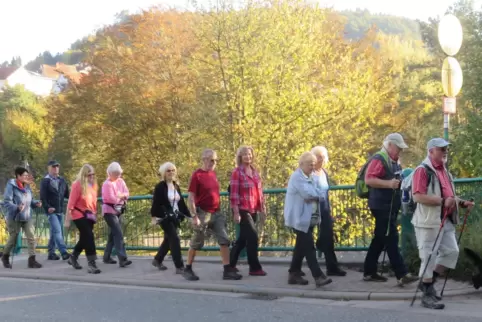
[0,278,481,322]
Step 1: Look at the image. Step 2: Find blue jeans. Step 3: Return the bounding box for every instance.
[47,213,68,255]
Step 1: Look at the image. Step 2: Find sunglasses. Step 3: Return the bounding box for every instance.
[166,169,176,173]
[87,173,96,177]
[437,147,449,152]
[51,165,59,168]
[210,159,218,163]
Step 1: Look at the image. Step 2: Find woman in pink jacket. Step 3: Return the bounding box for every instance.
[101,162,132,267]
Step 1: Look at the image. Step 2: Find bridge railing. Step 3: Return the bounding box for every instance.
[1,177,481,253]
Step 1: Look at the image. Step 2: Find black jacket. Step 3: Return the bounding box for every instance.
[40,175,70,214]
[150,181,191,220]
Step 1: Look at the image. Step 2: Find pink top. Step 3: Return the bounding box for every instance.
[101,178,129,215]
[67,181,98,220]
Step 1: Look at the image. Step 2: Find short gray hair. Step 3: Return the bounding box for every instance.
[298,152,316,166]
[107,162,123,175]
[202,149,216,159]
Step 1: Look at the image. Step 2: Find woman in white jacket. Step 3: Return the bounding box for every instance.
[284,152,332,287]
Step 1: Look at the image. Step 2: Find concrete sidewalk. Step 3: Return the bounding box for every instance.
[0,255,479,301]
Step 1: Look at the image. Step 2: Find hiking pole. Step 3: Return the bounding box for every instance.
[439,198,474,298]
[410,209,450,307]
[380,172,402,277]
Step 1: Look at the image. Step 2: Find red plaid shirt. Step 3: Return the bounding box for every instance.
[229,166,264,213]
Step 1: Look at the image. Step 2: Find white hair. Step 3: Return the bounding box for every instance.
[158,162,177,182]
[382,141,390,150]
[311,146,329,163]
[298,152,316,166]
[202,148,216,159]
[106,162,123,175]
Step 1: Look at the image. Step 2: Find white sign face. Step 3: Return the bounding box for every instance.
[441,57,463,97]
[438,14,463,56]
[443,96,456,114]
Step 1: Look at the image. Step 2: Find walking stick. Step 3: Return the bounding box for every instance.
[410,209,450,307]
[439,199,474,298]
[380,172,401,277]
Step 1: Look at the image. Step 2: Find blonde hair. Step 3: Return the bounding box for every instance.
[75,164,96,196]
[158,162,177,182]
[298,152,316,166]
[107,162,123,176]
[235,145,256,168]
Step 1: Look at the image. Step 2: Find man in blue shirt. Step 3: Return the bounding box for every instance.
[40,160,70,260]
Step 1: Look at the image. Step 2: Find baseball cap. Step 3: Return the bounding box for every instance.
[384,133,408,149]
[47,160,60,167]
[427,138,450,150]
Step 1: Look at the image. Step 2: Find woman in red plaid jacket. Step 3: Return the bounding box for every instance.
[228,145,267,277]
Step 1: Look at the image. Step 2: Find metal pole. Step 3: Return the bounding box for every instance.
[444,113,449,142]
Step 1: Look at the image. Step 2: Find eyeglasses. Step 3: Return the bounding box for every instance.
[51,165,59,168]
[166,169,176,173]
[87,173,96,177]
[210,159,218,163]
[437,147,449,152]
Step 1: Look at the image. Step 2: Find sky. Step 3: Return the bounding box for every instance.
[0,0,480,63]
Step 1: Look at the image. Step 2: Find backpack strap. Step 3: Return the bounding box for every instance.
[372,151,392,175]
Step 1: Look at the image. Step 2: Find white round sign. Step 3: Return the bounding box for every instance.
[438,14,463,56]
[441,57,463,97]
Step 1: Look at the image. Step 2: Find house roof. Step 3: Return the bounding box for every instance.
[0,67,19,80]
[41,63,84,84]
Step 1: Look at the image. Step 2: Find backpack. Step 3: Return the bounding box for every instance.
[355,151,390,199]
[400,164,436,213]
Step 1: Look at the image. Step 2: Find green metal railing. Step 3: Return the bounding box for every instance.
[2,177,482,254]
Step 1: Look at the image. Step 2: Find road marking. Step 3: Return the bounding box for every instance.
[0,289,72,303]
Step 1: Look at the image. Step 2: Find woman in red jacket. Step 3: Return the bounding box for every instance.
[65,164,100,274]
[229,145,266,276]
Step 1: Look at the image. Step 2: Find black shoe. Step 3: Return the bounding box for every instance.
[48,253,60,260]
[2,254,11,269]
[418,283,442,301]
[315,276,333,287]
[152,259,167,271]
[289,270,306,277]
[176,267,184,274]
[223,268,242,280]
[363,273,388,282]
[288,273,309,285]
[28,256,42,268]
[119,258,132,268]
[103,258,117,264]
[327,267,347,276]
[88,260,101,274]
[61,253,71,261]
[182,267,200,281]
[68,255,82,270]
[421,292,445,310]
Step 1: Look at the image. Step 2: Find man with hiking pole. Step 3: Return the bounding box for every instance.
[410,138,474,310]
[361,133,418,286]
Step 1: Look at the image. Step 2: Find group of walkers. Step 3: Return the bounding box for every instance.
[0,134,475,310]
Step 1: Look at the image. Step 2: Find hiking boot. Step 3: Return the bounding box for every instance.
[152,259,167,271]
[182,267,200,281]
[103,258,117,264]
[61,253,71,260]
[223,267,243,280]
[28,256,42,269]
[119,258,132,268]
[418,283,442,301]
[363,273,388,282]
[397,273,419,287]
[1,254,11,269]
[288,273,309,285]
[87,260,101,274]
[176,267,185,274]
[68,254,83,270]
[249,269,267,276]
[288,270,306,277]
[327,267,347,277]
[315,275,333,287]
[421,287,445,310]
[48,253,60,260]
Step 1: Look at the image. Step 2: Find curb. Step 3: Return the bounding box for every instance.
[0,271,479,301]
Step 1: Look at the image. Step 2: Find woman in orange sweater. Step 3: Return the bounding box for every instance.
[65,164,101,274]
